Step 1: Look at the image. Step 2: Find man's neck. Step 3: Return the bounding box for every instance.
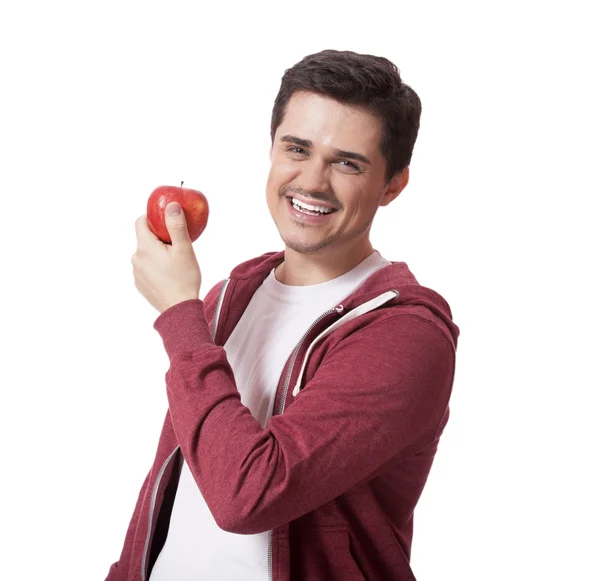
[274,243,375,286]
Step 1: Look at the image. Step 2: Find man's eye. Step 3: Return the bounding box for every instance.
[287,147,306,155]
[338,160,361,172]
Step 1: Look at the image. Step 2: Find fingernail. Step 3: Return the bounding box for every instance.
[167,203,181,216]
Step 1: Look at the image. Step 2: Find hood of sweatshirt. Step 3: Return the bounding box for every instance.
[226,250,460,350]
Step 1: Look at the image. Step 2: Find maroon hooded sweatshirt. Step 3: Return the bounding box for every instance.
[105,250,460,581]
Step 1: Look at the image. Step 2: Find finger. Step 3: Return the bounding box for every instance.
[164,202,191,249]
[135,215,161,249]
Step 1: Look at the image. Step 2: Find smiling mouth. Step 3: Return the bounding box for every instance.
[286,196,338,216]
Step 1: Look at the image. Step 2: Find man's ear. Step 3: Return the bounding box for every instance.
[380,166,410,207]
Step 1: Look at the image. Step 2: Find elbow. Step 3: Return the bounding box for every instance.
[215,515,254,535]
[210,500,273,535]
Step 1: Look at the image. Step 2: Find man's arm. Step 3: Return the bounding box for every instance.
[154,300,455,535]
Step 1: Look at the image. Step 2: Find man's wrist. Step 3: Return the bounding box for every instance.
[154,299,213,357]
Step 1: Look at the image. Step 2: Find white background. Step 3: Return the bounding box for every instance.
[1,1,598,579]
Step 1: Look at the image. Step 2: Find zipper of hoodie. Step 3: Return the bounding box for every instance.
[141,280,230,581]
[277,304,344,415]
[267,303,345,581]
[212,279,231,339]
[141,447,179,581]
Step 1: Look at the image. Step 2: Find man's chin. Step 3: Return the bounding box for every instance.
[280,235,331,255]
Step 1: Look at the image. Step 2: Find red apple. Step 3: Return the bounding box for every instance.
[146,182,209,244]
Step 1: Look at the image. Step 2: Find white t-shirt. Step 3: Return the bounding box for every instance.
[149,250,391,581]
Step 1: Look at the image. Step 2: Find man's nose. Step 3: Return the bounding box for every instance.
[297,158,331,195]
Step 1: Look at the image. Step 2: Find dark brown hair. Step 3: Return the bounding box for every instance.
[270,49,422,182]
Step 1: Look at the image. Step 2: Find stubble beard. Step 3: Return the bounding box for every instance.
[281,227,335,255]
[281,211,374,257]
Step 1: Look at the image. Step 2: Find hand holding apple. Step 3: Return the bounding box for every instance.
[131,183,207,313]
[147,182,209,244]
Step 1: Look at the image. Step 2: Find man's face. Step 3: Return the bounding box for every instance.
[266,91,403,257]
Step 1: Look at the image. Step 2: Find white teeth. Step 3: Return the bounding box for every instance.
[291,197,334,214]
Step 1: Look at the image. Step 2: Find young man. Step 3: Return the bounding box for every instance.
[112,49,460,581]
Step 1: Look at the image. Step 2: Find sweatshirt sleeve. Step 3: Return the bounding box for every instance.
[153,300,455,535]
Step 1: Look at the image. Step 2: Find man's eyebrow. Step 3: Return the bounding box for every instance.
[280,135,312,149]
[332,148,371,165]
[280,135,371,165]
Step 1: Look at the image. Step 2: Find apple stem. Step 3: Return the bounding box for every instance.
[181,181,184,187]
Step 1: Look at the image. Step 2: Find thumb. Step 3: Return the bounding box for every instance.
[165,202,191,245]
